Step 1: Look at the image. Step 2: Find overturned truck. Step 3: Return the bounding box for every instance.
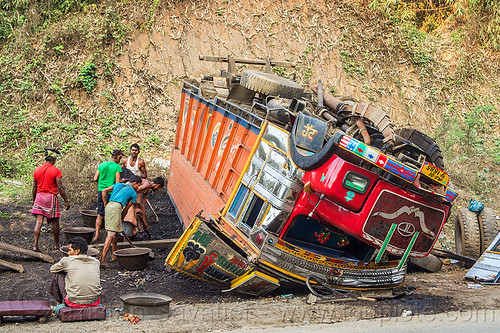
[166,56,457,296]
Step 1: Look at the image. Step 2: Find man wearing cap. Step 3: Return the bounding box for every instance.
[92,149,123,242]
[32,148,70,252]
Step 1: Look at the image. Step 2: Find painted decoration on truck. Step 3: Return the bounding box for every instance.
[211,123,221,148]
[339,135,417,182]
[362,189,446,256]
[167,218,253,285]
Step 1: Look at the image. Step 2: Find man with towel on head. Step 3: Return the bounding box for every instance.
[32,148,70,252]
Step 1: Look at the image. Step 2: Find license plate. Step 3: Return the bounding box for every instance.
[420,162,449,186]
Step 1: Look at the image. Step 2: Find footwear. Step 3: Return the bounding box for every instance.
[100,262,112,269]
[33,247,41,253]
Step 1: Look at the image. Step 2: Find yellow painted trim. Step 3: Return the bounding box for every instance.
[218,215,260,254]
[235,147,271,224]
[486,251,500,255]
[165,217,202,265]
[231,270,279,288]
[221,121,268,216]
[261,138,286,154]
[230,269,255,286]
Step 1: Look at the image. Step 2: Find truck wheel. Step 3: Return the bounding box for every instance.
[240,70,304,99]
[409,254,443,273]
[455,208,482,259]
[478,207,500,252]
[395,128,444,170]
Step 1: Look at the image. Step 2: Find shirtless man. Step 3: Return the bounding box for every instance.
[122,143,147,179]
[122,177,164,238]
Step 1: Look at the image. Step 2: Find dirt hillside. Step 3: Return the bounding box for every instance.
[107,0,500,212]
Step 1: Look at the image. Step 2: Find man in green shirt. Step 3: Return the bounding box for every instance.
[92,149,123,242]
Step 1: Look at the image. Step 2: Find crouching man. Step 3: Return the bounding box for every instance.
[49,237,102,308]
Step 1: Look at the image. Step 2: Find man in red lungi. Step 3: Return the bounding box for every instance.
[32,148,70,252]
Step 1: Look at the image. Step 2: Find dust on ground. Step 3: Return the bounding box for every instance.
[0,191,499,332]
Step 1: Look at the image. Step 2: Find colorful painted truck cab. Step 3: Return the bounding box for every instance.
[166,57,457,296]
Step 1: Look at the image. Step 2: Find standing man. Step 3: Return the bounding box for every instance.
[122,143,147,179]
[49,237,102,308]
[100,175,142,267]
[32,148,70,252]
[93,149,123,242]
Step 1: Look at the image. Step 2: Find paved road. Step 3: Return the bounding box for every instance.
[220,310,500,333]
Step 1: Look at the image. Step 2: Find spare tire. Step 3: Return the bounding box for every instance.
[395,128,444,170]
[455,208,482,260]
[240,70,304,99]
[478,207,500,252]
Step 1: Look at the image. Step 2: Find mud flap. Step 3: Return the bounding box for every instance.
[222,270,280,296]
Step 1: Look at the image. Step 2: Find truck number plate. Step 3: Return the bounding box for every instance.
[420,162,449,186]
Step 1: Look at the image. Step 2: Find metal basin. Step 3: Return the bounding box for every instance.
[120,293,172,319]
[63,227,96,244]
[80,209,98,228]
[60,245,100,257]
[114,248,151,270]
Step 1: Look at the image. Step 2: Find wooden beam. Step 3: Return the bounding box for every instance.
[0,259,24,273]
[199,55,297,68]
[92,238,177,250]
[431,248,476,266]
[0,242,54,263]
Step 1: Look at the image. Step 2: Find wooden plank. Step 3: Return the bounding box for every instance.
[431,248,476,265]
[0,259,24,273]
[0,242,54,263]
[199,55,297,67]
[92,238,178,250]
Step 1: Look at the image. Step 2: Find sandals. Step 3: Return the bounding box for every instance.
[100,262,113,269]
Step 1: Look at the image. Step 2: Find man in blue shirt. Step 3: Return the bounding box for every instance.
[100,175,142,267]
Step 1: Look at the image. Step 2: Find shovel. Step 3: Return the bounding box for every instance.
[121,232,155,259]
[146,198,160,222]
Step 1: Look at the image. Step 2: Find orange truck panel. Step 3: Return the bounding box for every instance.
[168,86,261,227]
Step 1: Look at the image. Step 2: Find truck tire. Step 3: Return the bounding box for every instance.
[240,70,304,99]
[395,128,444,170]
[409,254,443,273]
[478,207,500,252]
[455,208,482,259]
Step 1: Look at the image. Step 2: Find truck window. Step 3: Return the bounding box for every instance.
[228,184,249,219]
[240,194,265,230]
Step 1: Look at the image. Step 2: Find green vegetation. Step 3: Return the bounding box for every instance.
[0,0,156,204]
[370,0,500,50]
[437,105,500,202]
[78,60,97,93]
